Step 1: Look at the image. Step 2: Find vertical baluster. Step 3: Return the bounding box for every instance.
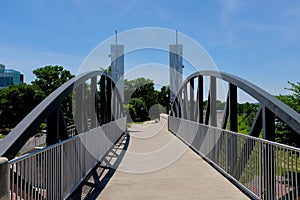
[288,149,290,200]
[291,150,294,200]
[296,151,299,199]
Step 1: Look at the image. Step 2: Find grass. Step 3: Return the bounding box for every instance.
[214,135,300,191]
[276,148,300,174]
[238,143,300,186]
[0,134,6,139]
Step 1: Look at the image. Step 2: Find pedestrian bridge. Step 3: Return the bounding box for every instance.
[0,70,300,200]
[70,115,248,200]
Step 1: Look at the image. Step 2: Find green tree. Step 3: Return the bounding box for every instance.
[124,78,158,121]
[0,84,45,130]
[158,86,170,113]
[124,104,136,123]
[124,78,158,108]
[32,65,74,95]
[32,65,75,125]
[129,98,148,122]
[276,81,300,147]
[237,102,259,134]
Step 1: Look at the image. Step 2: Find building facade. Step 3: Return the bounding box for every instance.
[0,64,24,89]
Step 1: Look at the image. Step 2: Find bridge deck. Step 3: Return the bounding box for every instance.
[71,119,249,199]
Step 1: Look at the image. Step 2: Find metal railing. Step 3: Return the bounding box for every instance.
[169,116,300,200]
[8,117,126,200]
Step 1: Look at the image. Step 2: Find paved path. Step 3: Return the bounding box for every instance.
[72,119,249,200]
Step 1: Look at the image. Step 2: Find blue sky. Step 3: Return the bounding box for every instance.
[1,0,300,98]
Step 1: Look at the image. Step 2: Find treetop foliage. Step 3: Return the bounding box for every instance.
[275,81,300,147]
[32,65,74,96]
[0,65,74,131]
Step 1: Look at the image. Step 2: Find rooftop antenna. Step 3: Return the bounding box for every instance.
[115,30,118,45]
[176,30,178,45]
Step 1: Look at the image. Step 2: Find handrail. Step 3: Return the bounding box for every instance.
[8,117,127,199]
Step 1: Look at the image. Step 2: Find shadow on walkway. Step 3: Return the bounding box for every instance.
[68,133,130,200]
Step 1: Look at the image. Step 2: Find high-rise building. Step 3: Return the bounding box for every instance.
[110,44,124,102]
[0,64,24,89]
[169,44,183,103]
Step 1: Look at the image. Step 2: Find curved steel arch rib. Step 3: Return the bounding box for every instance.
[171,70,300,136]
[0,70,124,159]
[169,71,300,199]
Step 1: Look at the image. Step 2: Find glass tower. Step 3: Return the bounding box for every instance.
[0,64,23,89]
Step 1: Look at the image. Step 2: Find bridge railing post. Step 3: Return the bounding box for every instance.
[0,157,9,200]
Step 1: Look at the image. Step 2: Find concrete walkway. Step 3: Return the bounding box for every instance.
[72,119,249,199]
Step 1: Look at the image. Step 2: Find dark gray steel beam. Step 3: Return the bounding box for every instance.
[175,97,180,118]
[205,93,210,125]
[58,107,68,140]
[212,94,229,164]
[177,90,182,118]
[90,76,98,128]
[82,83,88,131]
[74,83,85,133]
[221,94,229,130]
[100,75,106,125]
[198,76,204,124]
[116,92,120,119]
[46,107,60,145]
[262,106,275,200]
[171,100,176,117]
[106,77,112,123]
[210,77,217,127]
[112,82,116,121]
[249,106,262,137]
[229,83,238,132]
[190,78,195,121]
[234,106,263,180]
[96,78,101,124]
[228,83,238,175]
[183,85,188,120]
[263,106,275,141]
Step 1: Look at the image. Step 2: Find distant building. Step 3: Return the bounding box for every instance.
[169,44,183,103]
[0,64,24,89]
[110,44,124,102]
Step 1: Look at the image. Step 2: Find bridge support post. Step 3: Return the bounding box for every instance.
[210,77,217,127]
[90,76,98,128]
[197,76,203,123]
[106,77,112,122]
[177,90,182,118]
[47,107,68,145]
[262,106,276,199]
[0,157,9,200]
[100,76,106,125]
[190,78,194,121]
[112,82,116,121]
[228,83,238,175]
[75,83,88,133]
[183,84,188,120]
